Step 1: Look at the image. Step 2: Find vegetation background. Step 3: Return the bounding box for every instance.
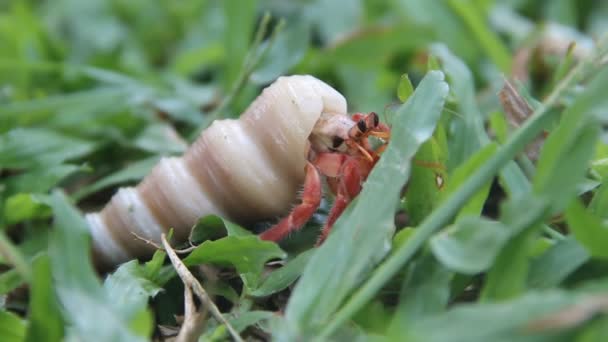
[1,0,608,341]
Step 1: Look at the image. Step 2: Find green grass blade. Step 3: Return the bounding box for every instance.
[279,70,449,340]
[319,37,608,337]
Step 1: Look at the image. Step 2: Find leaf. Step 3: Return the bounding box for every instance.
[430,44,484,170]
[480,217,541,301]
[0,128,95,169]
[397,74,414,102]
[406,136,447,225]
[229,311,275,333]
[132,123,187,154]
[528,237,590,289]
[395,0,479,63]
[0,310,26,342]
[47,191,147,341]
[430,216,511,274]
[389,253,452,331]
[104,261,164,320]
[25,254,64,342]
[73,156,160,201]
[565,200,608,259]
[4,193,50,224]
[400,291,580,342]
[279,71,449,339]
[446,0,512,73]
[432,44,531,197]
[0,269,24,296]
[0,88,128,124]
[482,64,608,301]
[184,236,286,290]
[190,215,253,244]
[221,0,257,89]
[312,0,362,44]
[250,249,314,298]
[204,311,275,339]
[4,164,86,194]
[440,143,498,219]
[250,20,310,84]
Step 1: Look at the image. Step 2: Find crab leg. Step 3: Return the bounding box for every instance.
[259,162,322,242]
[316,157,368,245]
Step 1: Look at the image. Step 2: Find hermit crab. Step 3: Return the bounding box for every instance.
[86,75,390,269]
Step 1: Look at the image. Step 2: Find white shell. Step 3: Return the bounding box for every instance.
[86,75,347,268]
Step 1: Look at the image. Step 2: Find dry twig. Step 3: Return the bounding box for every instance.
[161,234,243,342]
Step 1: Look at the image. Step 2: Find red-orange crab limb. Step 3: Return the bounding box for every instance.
[259,112,390,244]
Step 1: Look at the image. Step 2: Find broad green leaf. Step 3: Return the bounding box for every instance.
[440,143,498,219]
[25,254,64,342]
[230,311,275,333]
[0,128,95,169]
[534,66,608,208]
[432,44,531,197]
[312,0,362,44]
[565,200,608,259]
[132,123,187,154]
[0,88,128,124]
[0,269,24,296]
[329,24,427,68]
[389,253,452,331]
[406,136,447,225]
[250,249,314,298]
[397,74,414,102]
[104,261,164,320]
[0,310,26,342]
[4,193,50,224]
[536,124,600,214]
[395,0,478,63]
[190,215,253,244]
[73,156,159,201]
[528,237,590,289]
[0,231,30,281]
[279,71,448,339]
[430,217,511,274]
[431,44,485,170]
[544,0,578,27]
[184,236,286,290]
[4,164,85,195]
[400,291,581,342]
[446,0,512,73]
[480,197,548,301]
[47,191,146,341]
[482,64,608,301]
[589,181,608,219]
[251,20,310,84]
[321,38,607,338]
[204,311,275,339]
[222,0,257,89]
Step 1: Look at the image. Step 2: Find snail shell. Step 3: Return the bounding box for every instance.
[85,75,347,269]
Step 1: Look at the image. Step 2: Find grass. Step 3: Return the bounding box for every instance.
[1,1,608,341]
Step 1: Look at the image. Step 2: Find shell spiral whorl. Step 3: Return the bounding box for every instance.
[85,75,347,269]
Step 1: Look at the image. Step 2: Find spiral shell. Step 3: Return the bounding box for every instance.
[86,75,347,268]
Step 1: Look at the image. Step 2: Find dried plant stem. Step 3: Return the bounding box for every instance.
[161,234,243,342]
[176,285,207,342]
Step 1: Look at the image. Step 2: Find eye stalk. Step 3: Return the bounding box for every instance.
[349,112,379,140]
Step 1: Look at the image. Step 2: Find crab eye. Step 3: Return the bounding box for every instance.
[357,120,367,132]
[332,136,344,148]
[371,112,379,127]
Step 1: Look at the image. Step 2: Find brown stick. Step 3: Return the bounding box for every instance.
[161,234,243,342]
